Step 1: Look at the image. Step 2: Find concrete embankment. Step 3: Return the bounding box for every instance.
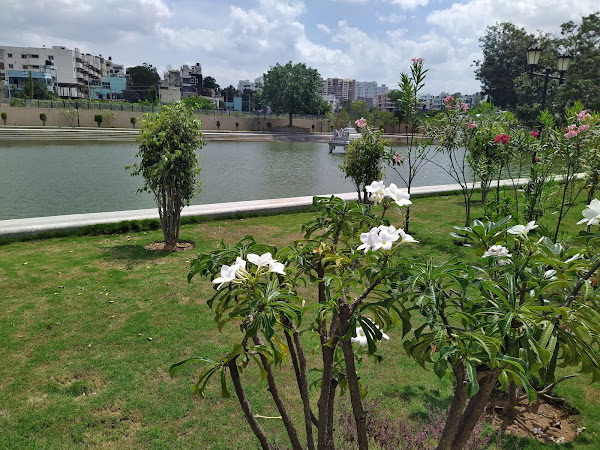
[0,179,532,239]
[0,126,408,142]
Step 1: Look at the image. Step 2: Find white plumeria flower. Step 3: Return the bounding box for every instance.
[212,263,241,289]
[247,252,274,268]
[482,245,511,258]
[397,229,418,244]
[268,260,286,275]
[357,227,382,253]
[577,198,600,226]
[544,269,557,280]
[507,221,538,238]
[351,325,390,347]
[565,253,582,264]
[374,229,400,250]
[384,183,412,207]
[366,180,386,204]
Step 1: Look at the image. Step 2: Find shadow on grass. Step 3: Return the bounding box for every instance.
[382,384,453,421]
[103,243,174,267]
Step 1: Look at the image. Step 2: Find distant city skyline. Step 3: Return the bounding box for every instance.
[1,0,598,96]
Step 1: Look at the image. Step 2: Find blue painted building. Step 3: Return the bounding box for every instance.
[7,66,55,96]
[89,75,126,100]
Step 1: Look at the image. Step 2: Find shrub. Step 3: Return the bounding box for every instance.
[266,121,272,129]
[1,111,6,125]
[61,108,78,127]
[216,120,220,130]
[130,117,137,128]
[39,112,47,126]
[235,121,239,131]
[103,110,117,128]
[127,102,205,249]
[94,114,103,127]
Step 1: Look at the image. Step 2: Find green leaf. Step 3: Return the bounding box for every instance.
[465,359,480,397]
[220,367,231,398]
[169,357,215,377]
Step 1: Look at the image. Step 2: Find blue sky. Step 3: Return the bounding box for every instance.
[1,0,598,95]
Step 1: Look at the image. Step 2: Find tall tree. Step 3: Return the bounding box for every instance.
[261,61,323,126]
[474,22,535,110]
[124,63,160,103]
[556,12,600,112]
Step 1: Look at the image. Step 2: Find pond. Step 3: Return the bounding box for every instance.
[0,140,474,220]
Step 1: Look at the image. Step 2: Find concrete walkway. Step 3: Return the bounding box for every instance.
[0,179,532,239]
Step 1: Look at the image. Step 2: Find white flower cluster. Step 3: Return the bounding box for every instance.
[577,198,600,226]
[482,245,511,266]
[351,325,390,347]
[357,225,417,253]
[365,181,412,207]
[212,252,285,289]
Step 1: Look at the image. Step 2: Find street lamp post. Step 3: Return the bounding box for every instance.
[526,43,572,111]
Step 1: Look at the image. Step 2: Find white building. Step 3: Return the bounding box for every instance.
[322,77,356,101]
[355,81,388,99]
[418,92,480,111]
[0,44,123,99]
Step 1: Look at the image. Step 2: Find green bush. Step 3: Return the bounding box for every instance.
[1,111,6,125]
[39,113,47,126]
[94,114,103,127]
[130,117,137,128]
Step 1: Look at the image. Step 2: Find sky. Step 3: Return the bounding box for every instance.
[1,0,598,95]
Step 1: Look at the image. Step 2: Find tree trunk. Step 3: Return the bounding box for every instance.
[228,359,272,450]
[339,303,368,450]
[289,112,293,127]
[451,371,498,449]
[506,380,518,417]
[435,361,468,450]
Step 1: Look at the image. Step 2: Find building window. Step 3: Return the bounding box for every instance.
[32,65,39,69]
[22,54,27,58]
[7,53,12,57]
[31,54,39,58]
[9,64,13,69]
[48,55,54,60]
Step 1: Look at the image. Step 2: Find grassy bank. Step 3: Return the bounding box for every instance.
[1,192,598,449]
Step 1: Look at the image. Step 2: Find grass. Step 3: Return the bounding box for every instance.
[0,190,598,449]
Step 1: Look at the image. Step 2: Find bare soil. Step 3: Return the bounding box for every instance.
[484,393,581,444]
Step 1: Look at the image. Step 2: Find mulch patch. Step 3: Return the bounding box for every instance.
[145,241,195,252]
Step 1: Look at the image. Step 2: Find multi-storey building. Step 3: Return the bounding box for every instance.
[355,81,388,100]
[0,45,124,99]
[418,92,480,111]
[181,63,202,98]
[160,69,182,103]
[322,77,356,102]
[373,92,396,112]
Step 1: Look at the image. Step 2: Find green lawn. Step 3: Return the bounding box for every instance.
[1,192,598,449]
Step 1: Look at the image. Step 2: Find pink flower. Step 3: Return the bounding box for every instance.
[567,124,577,131]
[355,117,367,128]
[535,156,542,163]
[443,95,455,110]
[565,130,578,139]
[530,130,539,138]
[494,134,510,145]
[577,124,590,133]
[393,152,402,163]
[411,57,424,66]
[460,102,468,113]
[467,121,477,129]
[577,110,591,122]
[445,125,451,131]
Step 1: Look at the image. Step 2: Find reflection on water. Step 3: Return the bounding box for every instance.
[1,139,477,220]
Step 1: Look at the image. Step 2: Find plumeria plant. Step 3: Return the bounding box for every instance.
[412,205,600,449]
[172,185,416,450]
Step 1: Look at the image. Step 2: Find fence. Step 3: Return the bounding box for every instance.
[0,98,325,121]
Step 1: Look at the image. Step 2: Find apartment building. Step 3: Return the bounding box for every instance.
[0,45,124,99]
[418,92,480,111]
[322,77,356,102]
[373,92,396,112]
[160,69,182,103]
[355,81,388,99]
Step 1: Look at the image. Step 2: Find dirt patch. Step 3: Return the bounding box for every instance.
[484,394,581,444]
[145,240,195,252]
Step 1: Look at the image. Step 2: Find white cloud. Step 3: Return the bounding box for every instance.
[377,13,406,24]
[390,0,429,10]
[427,0,599,38]
[317,23,332,34]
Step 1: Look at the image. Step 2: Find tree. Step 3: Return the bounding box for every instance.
[94,114,103,127]
[39,112,47,126]
[221,84,239,103]
[556,12,600,112]
[124,63,160,103]
[15,71,56,100]
[474,22,535,110]
[202,75,219,90]
[127,102,205,249]
[261,61,323,126]
[181,96,217,110]
[103,110,117,128]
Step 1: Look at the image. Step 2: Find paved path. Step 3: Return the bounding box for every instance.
[0,180,532,239]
